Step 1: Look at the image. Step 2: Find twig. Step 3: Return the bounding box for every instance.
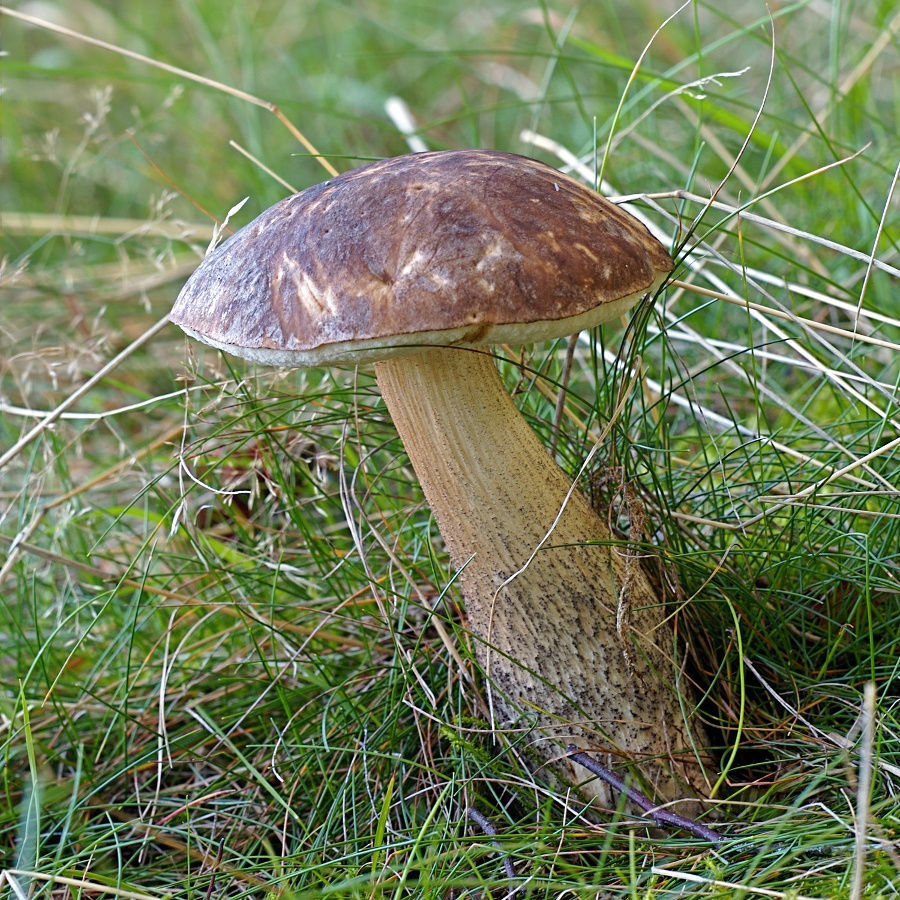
[203,838,226,900]
[465,807,517,883]
[565,747,725,843]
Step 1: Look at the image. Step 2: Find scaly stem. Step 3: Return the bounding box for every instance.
[375,347,709,808]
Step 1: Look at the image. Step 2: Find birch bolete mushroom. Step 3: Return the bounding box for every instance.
[170,149,710,808]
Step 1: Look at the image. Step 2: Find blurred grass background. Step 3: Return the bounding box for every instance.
[1,0,899,896]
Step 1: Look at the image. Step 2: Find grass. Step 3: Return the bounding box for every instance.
[1,0,898,896]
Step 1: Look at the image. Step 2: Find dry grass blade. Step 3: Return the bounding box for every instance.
[744,433,900,526]
[0,5,338,177]
[643,187,899,278]
[1,213,213,241]
[227,141,298,192]
[529,131,898,500]
[669,280,900,353]
[850,683,878,900]
[650,867,827,900]
[596,0,694,186]
[0,316,170,473]
[855,159,900,326]
[1,869,169,900]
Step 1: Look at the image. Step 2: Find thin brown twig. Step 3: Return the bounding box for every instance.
[565,746,725,843]
[465,807,517,882]
[203,838,226,900]
[0,5,339,178]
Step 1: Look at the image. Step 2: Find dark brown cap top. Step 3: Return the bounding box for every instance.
[170,149,673,365]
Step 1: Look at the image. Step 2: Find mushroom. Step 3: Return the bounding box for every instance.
[170,150,709,808]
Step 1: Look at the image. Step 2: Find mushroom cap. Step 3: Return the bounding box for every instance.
[170,149,673,366]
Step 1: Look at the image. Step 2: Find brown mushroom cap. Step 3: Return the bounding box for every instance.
[169,149,673,365]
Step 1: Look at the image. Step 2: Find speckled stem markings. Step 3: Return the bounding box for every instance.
[376,347,710,810]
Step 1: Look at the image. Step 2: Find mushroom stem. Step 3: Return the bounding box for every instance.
[375,346,709,808]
